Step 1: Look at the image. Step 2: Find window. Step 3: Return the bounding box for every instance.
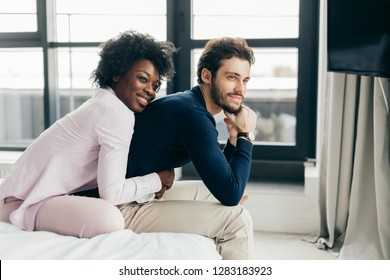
[172,0,319,181]
[0,0,319,182]
[55,0,166,42]
[0,1,37,33]
[0,1,42,149]
[0,49,44,148]
[192,0,299,39]
[53,0,168,117]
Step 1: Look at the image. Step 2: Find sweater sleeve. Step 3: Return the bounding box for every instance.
[223,139,236,162]
[179,111,253,206]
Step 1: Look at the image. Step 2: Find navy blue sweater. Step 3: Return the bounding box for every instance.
[126,86,253,206]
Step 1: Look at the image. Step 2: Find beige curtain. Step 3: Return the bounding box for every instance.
[315,72,390,259]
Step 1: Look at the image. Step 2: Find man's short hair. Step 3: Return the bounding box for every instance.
[196,37,255,84]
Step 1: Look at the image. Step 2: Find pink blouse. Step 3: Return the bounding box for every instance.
[0,87,161,231]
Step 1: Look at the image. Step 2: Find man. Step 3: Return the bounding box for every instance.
[120,37,257,259]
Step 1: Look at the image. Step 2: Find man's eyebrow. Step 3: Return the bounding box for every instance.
[225,71,240,76]
[225,71,250,80]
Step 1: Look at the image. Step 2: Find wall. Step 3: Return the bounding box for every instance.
[244,164,320,234]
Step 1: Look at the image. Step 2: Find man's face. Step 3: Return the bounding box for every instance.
[209,57,251,114]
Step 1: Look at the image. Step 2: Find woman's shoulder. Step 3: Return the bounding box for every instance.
[92,88,132,115]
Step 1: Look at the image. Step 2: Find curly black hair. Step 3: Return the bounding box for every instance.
[197,37,255,84]
[91,30,178,89]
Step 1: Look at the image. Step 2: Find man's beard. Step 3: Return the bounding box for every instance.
[210,81,242,114]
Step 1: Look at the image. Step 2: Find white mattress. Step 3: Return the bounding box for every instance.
[0,221,221,260]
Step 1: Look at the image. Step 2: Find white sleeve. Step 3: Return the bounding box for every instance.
[95,109,162,205]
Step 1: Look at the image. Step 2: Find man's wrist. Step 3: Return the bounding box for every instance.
[237,131,255,142]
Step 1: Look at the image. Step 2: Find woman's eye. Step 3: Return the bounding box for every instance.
[137,76,147,83]
[152,82,161,92]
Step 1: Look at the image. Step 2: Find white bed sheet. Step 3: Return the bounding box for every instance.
[0,221,221,260]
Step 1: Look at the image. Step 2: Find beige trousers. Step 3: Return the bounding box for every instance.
[118,180,254,260]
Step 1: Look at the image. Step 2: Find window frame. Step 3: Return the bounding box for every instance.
[168,0,319,181]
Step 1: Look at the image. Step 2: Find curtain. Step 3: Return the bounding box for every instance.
[314,72,390,259]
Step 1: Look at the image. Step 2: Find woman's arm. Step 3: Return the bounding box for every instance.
[95,109,163,205]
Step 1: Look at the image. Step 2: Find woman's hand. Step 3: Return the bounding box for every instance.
[155,169,175,199]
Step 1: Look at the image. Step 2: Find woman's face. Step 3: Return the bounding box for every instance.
[112,59,160,113]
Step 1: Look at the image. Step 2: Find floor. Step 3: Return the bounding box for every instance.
[252,231,337,260]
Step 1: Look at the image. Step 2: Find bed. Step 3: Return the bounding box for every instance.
[0,221,221,260]
[0,178,221,260]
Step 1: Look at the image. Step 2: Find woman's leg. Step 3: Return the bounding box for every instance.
[0,197,23,223]
[35,195,124,238]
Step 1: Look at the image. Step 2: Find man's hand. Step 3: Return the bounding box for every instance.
[240,194,249,205]
[224,105,257,145]
[224,117,238,146]
[224,105,257,133]
[155,169,175,199]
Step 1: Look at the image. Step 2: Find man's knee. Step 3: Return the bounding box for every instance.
[230,206,254,239]
[238,207,253,229]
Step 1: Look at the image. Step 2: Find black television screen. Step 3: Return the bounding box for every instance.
[328,0,390,78]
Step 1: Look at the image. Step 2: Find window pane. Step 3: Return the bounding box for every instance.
[55,0,167,42]
[0,15,37,33]
[192,48,298,145]
[0,49,44,147]
[0,1,37,32]
[192,0,299,39]
[57,48,98,89]
[0,49,44,89]
[55,0,165,14]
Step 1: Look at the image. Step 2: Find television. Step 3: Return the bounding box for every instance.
[327,0,390,78]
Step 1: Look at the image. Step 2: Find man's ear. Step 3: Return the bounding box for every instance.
[201,68,212,84]
[112,76,119,82]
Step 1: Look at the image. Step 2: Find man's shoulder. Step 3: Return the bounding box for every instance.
[153,87,204,111]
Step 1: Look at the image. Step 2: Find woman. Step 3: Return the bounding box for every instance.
[0,30,177,238]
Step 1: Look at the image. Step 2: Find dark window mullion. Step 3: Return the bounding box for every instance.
[169,0,192,93]
[295,0,319,160]
[39,0,59,128]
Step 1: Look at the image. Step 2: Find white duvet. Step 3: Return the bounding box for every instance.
[0,221,221,260]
